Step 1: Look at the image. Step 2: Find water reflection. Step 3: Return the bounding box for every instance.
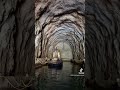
[35,62,84,90]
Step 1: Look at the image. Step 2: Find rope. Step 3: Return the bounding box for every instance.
[0,76,34,90]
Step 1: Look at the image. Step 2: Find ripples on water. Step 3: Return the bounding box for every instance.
[35,62,84,90]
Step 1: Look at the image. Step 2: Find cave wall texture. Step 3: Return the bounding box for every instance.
[0,0,35,76]
[36,0,120,88]
[35,0,85,62]
[85,0,120,88]
[0,0,120,88]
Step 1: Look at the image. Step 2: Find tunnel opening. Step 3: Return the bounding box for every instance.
[54,42,73,61]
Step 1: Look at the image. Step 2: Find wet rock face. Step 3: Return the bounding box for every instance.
[85,0,120,87]
[0,0,34,76]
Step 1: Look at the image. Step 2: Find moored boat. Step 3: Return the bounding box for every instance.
[48,58,63,69]
[48,47,63,69]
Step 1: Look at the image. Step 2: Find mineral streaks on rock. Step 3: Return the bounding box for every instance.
[0,0,35,76]
[35,0,85,62]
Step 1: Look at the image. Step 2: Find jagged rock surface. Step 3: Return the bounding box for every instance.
[0,0,120,88]
[85,0,120,87]
[0,0,34,76]
[35,0,85,62]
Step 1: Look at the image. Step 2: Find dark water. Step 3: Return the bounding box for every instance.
[35,62,84,90]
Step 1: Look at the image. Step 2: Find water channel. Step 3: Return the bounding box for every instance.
[35,62,84,90]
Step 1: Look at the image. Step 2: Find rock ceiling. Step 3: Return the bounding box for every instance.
[35,0,85,60]
[0,0,120,88]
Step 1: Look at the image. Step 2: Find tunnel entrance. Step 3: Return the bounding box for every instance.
[55,42,73,61]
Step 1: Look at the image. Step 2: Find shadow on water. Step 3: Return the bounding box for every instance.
[35,62,84,90]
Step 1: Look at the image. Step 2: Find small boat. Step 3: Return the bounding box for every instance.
[48,58,63,69]
[48,47,63,69]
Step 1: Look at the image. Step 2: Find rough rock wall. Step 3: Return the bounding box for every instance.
[85,0,120,87]
[1,0,120,88]
[0,0,34,76]
[35,0,85,61]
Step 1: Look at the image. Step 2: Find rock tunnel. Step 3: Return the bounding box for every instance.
[0,0,120,89]
[35,0,85,63]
